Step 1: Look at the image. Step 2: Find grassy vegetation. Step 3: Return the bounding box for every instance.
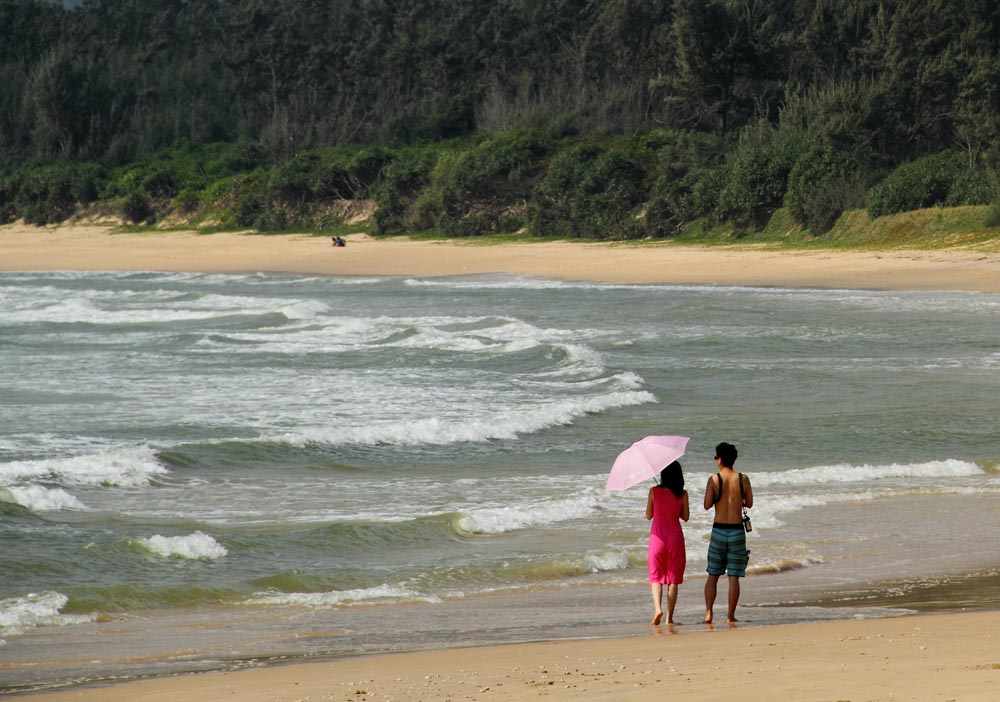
[373,206,1000,253]
[3,135,1000,254]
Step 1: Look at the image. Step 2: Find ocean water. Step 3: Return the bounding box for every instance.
[1,271,999,691]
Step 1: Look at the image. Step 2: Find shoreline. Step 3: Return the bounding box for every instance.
[2,223,1000,293]
[12,610,1000,701]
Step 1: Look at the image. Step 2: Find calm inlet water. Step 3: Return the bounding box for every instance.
[1,271,998,691]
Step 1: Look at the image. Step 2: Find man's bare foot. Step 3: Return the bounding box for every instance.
[651,611,663,625]
[703,610,713,624]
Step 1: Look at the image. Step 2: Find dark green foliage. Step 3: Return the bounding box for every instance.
[528,141,648,239]
[173,188,201,216]
[430,130,552,237]
[0,166,23,224]
[12,162,103,224]
[122,187,153,224]
[946,168,996,207]
[868,151,993,218]
[715,126,810,227]
[372,146,440,235]
[785,140,867,234]
[984,199,1000,228]
[641,131,724,238]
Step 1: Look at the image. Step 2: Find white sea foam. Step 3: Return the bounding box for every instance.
[286,390,656,446]
[747,554,825,575]
[2,284,334,327]
[456,493,601,534]
[246,584,439,607]
[752,459,983,487]
[0,445,167,487]
[5,297,229,325]
[582,551,631,572]
[133,531,228,560]
[0,591,92,636]
[0,485,86,512]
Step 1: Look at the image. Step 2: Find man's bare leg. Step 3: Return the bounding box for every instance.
[650,583,663,625]
[704,574,720,623]
[666,583,679,624]
[727,576,741,623]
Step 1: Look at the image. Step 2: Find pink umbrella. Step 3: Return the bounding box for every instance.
[605,435,690,491]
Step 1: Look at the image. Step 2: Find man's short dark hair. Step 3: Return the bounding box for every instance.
[715,442,738,468]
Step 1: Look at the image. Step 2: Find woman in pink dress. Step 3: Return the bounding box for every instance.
[646,460,689,624]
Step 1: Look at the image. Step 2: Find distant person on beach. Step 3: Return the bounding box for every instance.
[646,460,689,625]
[331,236,346,247]
[703,441,753,624]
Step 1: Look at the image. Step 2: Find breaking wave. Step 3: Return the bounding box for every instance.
[283,391,655,447]
[246,584,439,608]
[0,485,86,512]
[0,445,167,487]
[0,591,93,637]
[131,531,228,560]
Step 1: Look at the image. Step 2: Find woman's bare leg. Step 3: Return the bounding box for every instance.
[666,583,679,624]
[650,583,663,625]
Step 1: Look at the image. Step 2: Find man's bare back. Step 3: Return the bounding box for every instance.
[703,468,753,523]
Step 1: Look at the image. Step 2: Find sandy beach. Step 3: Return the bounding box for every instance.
[14,612,1000,702]
[4,223,999,701]
[2,223,1000,293]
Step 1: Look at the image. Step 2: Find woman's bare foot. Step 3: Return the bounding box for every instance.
[651,611,663,625]
[703,610,713,624]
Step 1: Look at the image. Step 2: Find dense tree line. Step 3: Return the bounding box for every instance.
[2,0,999,235]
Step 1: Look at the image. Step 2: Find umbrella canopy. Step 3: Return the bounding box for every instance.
[605,435,689,491]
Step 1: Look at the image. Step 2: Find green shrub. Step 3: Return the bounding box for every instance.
[640,131,724,237]
[984,197,1000,228]
[122,187,154,223]
[443,130,551,199]
[716,126,807,227]
[428,130,552,236]
[946,168,995,206]
[217,140,268,174]
[15,164,83,224]
[232,185,266,228]
[372,146,440,234]
[785,141,865,234]
[867,150,993,218]
[688,166,726,222]
[0,167,22,224]
[528,142,647,239]
[174,188,202,215]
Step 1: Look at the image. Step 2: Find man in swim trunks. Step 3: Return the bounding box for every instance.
[703,441,753,624]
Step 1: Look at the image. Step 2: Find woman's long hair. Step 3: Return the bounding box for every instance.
[657,460,684,499]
